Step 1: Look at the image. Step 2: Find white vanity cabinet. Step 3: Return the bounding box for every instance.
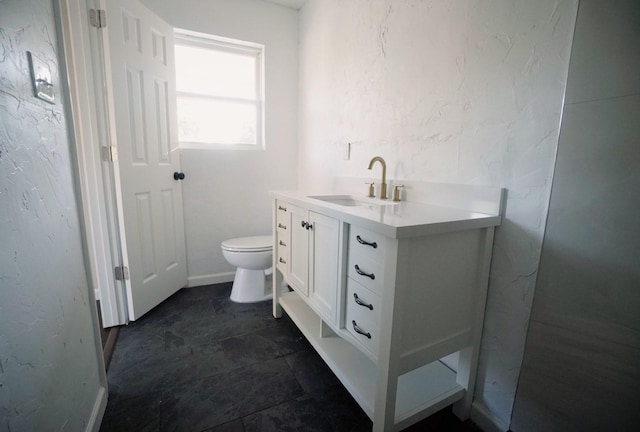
[271,186,503,432]
[274,200,342,324]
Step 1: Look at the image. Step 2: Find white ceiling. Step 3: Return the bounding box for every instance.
[263,0,307,10]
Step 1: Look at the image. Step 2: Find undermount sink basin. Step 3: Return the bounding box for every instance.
[308,195,397,207]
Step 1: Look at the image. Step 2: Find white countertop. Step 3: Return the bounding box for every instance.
[270,190,502,238]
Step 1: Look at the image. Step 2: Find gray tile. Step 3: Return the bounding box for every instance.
[284,349,340,393]
[512,318,640,432]
[203,419,245,432]
[242,384,370,432]
[402,407,482,432]
[107,287,224,365]
[565,0,640,103]
[162,297,278,348]
[220,319,309,360]
[99,392,161,432]
[535,95,640,325]
[109,323,306,402]
[160,358,304,432]
[103,283,478,431]
[108,342,225,402]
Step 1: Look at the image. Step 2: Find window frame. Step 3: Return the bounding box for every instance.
[173,29,265,150]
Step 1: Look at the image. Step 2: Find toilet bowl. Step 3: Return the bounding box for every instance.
[221,236,273,303]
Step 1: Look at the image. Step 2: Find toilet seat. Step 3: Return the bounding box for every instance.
[221,236,272,252]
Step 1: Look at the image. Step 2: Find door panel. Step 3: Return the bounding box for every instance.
[134,192,156,281]
[154,80,171,163]
[287,204,309,296]
[105,0,187,320]
[160,189,178,268]
[308,212,340,323]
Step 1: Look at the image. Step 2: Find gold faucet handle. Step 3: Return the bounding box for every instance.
[392,184,405,202]
[365,182,375,198]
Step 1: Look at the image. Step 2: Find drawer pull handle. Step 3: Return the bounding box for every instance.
[301,221,313,230]
[279,240,286,246]
[279,257,287,264]
[352,320,372,339]
[354,264,375,280]
[356,235,377,249]
[353,293,374,310]
[278,223,287,230]
[278,205,287,211]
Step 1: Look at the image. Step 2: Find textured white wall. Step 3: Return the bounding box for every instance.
[141,0,299,284]
[0,0,104,429]
[298,0,578,428]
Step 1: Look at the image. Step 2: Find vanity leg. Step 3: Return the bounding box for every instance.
[373,372,399,432]
[453,227,495,419]
[273,269,283,319]
[452,346,474,419]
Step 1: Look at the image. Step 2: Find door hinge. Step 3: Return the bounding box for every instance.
[114,266,129,281]
[89,9,107,28]
[102,146,118,162]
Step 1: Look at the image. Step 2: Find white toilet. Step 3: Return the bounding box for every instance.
[221,235,273,303]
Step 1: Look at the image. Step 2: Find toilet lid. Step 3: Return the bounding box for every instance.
[221,235,272,252]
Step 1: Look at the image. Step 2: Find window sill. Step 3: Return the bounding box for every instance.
[178,142,265,151]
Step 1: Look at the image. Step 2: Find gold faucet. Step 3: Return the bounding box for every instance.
[367,156,387,200]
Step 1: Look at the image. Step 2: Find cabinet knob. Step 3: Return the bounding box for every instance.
[354,264,375,280]
[173,171,185,181]
[353,293,374,310]
[356,235,377,249]
[352,320,372,339]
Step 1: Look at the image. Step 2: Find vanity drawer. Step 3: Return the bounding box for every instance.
[276,221,288,237]
[276,241,288,271]
[277,236,288,250]
[345,279,380,357]
[347,255,382,295]
[346,278,381,324]
[349,226,385,265]
[348,226,385,294]
[276,201,289,227]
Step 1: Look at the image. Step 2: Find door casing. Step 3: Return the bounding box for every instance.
[58,0,129,327]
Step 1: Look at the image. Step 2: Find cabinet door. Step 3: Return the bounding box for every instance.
[287,204,309,296]
[308,211,340,323]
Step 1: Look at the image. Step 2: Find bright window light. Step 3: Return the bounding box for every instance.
[174,30,264,149]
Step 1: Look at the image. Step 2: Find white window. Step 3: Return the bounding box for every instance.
[174,30,264,150]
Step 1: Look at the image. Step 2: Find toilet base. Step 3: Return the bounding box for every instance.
[230,268,272,303]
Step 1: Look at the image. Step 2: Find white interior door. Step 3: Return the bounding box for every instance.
[103,0,187,320]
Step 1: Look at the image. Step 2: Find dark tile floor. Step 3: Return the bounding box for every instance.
[100,283,482,432]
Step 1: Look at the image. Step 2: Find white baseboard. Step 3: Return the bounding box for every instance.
[187,272,235,288]
[87,385,107,432]
[470,402,510,432]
